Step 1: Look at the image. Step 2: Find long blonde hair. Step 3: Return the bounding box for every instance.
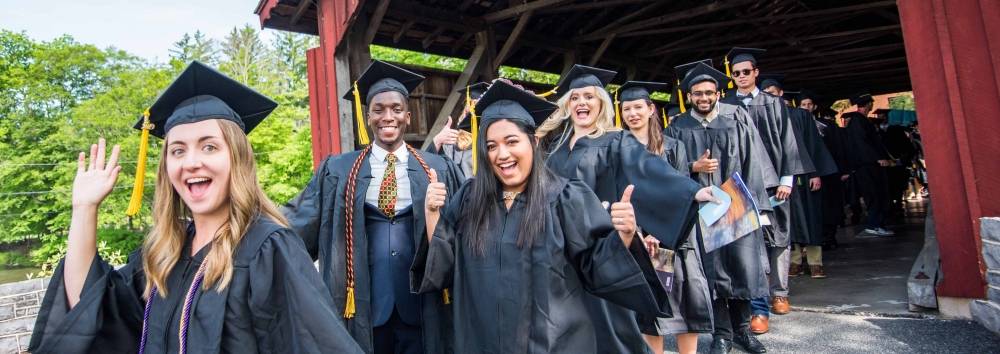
[142,119,288,298]
[536,86,619,153]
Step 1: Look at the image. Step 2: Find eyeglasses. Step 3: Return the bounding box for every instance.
[690,90,717,97]
[731,68,756,78]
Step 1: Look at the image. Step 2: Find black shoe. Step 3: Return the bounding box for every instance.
[734,329,767,353]
[709,336,733,354]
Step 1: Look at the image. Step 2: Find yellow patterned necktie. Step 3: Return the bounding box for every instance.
[378,153,398,218]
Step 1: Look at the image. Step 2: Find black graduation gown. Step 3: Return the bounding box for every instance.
[650,135,713,334]
[722,91,815,247]
[282,149,461,354]
[28,216,363,354]
[842,113,891,170]
[411,175,669,354]
[817,117,849,235]
[425,143,473,182]
[544,130,700,354]
[787,108,838,246]
[664,103,777,299]
[663,134,690,175]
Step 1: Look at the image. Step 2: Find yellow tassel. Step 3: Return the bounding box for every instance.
[662,108,668,128]
[126,110,152,217]
[676,81,686,114]
[352,81,371,146]
[536,86,558,98]
[443,288,451,304]
[467,87,478,176]
[344,286,356,318]
[792,99,798,108]
[724,55,734,90]
[613,90,621,129]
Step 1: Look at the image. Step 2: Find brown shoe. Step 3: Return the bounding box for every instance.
[750,314,769,334]
[810,265,827,279]
[789,263,803,277]
[771,296,791,315]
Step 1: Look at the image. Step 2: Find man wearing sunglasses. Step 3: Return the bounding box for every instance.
[720,48,815,339]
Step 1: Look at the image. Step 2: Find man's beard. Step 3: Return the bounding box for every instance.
[694,100,716,115]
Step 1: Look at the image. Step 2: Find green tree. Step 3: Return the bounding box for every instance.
[169,30,218,68]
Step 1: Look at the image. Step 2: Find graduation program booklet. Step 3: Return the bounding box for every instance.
[700,172,762,253]
[650,248,675,294]
[699,185,732,226]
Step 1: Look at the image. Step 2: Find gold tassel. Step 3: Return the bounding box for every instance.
[792,99,798,108]
[467,87,478,176]
[724,55,734,90]
[344,286,356,318]
[352,81,371,145]
[676,81,686,114]
[536,86,558,98]
[662,108,668,128]
[613,90,622,128]
[126,110,152,216]
[443,288,451,304]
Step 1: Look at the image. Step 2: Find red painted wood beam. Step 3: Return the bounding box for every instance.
[898,0,1000,298]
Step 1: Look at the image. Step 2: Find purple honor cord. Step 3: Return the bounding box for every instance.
[138,260,210,354]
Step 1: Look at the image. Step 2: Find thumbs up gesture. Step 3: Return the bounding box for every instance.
[610,185,638,245]
[432,116,459,150]
[692,149,719,174]
[425,169,448,214]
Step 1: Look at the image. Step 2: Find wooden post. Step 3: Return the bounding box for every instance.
[421,31,491,149]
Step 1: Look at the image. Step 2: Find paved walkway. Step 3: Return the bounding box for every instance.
[659,199,1000,353]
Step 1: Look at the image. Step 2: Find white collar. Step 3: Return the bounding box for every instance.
[738,86,760,98]
[370,143,409,163]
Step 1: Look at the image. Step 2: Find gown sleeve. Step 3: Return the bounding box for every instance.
[410,180,468,294]
[558,180,669,317]
[612,132,701,250]
[740,110,780,212]
[799,112,838,178]
[670,137,690,176]
[282,156,336,260]
[248,230,364,354]
[28,252,145,354]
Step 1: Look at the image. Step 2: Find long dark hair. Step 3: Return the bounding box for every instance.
[460,118,551,256]
[627,98,665,156]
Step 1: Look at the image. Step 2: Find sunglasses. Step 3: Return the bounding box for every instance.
[731,68,756,78]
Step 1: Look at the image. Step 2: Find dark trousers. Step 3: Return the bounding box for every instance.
[712,298,752,339]
[373,309,424,354]
[854,164,890,229]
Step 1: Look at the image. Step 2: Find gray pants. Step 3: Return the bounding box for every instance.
[767,245,790,297]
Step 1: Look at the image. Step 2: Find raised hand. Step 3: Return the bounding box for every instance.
[73,138,122,208]
[692,149,719,174]
[432,117,459,150]
[610,185,638,245]
[425,169,447,214]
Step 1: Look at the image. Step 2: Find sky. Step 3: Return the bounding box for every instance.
[0,0,282,62]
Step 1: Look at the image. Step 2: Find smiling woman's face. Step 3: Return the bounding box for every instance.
[164,119,232,218]
[567,86,602,130]
[486,119,533,192]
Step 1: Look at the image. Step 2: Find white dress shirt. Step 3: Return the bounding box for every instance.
[366,144,412,211]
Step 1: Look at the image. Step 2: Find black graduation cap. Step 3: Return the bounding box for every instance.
[132,61,277,139]
[798,89,820,103]
[551,64,617,99]
[850,93,874,106]
[474,80,557,129]
[342,60,425,105]
[456,82,489,100]
[759,74,787,91]
[617,81,671,102]
[458,80,557,175]
[726,47,767,67]
[126,61,278,216]
[680,62,729,92]
[673,59,713,88]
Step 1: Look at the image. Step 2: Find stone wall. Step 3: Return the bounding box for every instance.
[0,277,48,354]
[972,217,1000,335]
